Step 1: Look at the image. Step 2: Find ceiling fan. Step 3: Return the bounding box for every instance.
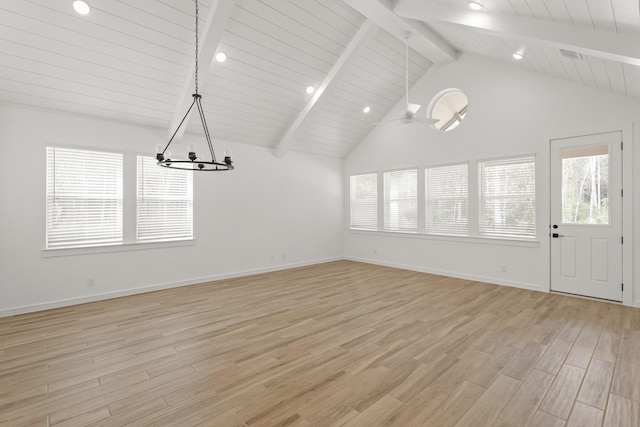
[373,35,439,126]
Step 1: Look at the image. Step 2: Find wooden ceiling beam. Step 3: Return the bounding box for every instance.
[274,19,378,158]
[343,0,457,66]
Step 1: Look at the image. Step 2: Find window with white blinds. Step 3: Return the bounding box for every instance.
[137,156,193,242]
[350,173,377,230]
[479,156,535,238]
[384,169,417,232]
[46,147,123,249]
[425,163,468,235]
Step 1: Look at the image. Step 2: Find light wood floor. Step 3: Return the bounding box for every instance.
[1,261,639,426]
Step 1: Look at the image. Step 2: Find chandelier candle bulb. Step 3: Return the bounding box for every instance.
[224,149,233,165]
[187,142,197,161]
[154,144,165,161]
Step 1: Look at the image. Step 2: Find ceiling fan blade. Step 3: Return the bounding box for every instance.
[406,103,421,116]
[413,117,440,125]
[371,117,404,126]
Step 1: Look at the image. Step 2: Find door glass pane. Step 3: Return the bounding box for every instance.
[561,144,609,224]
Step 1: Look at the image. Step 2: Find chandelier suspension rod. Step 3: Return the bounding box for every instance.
[195,0,199,95]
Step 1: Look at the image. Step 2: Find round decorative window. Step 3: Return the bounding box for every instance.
[428,89,468,132]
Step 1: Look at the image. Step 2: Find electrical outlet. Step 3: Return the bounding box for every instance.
[501,265,507,273]
[374,249,378,255]
[282,253,287,260]
[87,278,95,287]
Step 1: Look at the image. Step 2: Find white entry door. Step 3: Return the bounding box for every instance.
[550,132,623,302]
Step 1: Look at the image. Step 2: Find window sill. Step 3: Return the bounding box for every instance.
[348,229,539,248]
[42,239,196,258]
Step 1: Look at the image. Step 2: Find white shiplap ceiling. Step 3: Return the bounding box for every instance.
[394,0,640,99]
[1,0,640,158]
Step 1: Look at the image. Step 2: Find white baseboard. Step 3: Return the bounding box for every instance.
[4,256,628,317]
[345,256,545,293]
[0,257,343,318]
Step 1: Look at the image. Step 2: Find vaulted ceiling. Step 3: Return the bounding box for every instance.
[2,0,640,158]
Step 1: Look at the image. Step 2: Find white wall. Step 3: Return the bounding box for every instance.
[3,54,640,315]
[345,53,640,306]
[0,104,344,315]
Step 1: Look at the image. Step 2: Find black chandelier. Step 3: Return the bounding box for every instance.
[156,0,233,171]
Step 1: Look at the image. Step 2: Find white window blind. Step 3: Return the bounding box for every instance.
[350,173,377,230]
[384,169,417,232]
[479,156,535,238]
[425,163,468,235]
[137,156,193,242]
[46,147,123,249]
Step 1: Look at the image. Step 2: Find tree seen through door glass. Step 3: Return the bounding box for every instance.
[561,144,609,224]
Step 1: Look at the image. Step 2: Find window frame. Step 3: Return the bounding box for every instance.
[478,154,536,239]
[44,146,196,256]
[383,168,418,233]
[348,154,537,245]
[349,172,378,231]
[425,162,469,236]
[136,155,194,243]
[46,146,124,250]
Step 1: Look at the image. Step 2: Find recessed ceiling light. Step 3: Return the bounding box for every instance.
[468,1,483,10]
[73,1,90,15]
[215,52,227,63]
[512,52,524,60]
[363,106,371,114]
[306,86,315,94]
